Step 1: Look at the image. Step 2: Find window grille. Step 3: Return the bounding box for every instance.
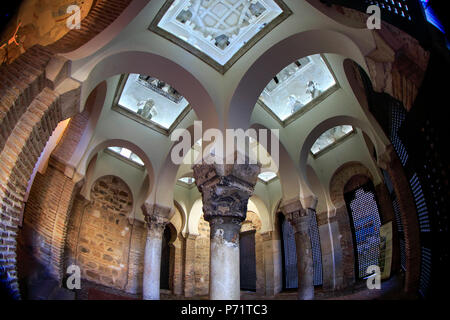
[345,185,382,278]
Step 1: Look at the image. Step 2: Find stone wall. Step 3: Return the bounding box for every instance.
[194,216,210,296]
[65,175,133,290]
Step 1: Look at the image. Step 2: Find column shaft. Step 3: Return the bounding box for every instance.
[209,217,242,300]
[143,230,164,300]
[282,200,315,300]
[141,204,171,300]
[294,221,314,300]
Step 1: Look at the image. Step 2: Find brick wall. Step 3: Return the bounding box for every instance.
[0,0,135,298]
[52,110,89,165]
[125,220,146,294]
[19,162,78,282]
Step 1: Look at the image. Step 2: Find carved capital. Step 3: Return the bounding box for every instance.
[193,161,260,222]
[261,231,273,242]
[142,203,173,238]
[281,199,312,234]
[144,214,169,238]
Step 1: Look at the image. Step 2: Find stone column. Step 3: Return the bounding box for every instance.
[193,159,260,300]
[142,203,172,300]
[282,199,314,300]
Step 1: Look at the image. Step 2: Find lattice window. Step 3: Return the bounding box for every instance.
[309,211,323,286]
[345,184,382,278]
[419,246,432,297]
[390,104,409,166]
[280,214,323,288]
[410,173,431,232]
[365,0,411,20]
[281,217,298,289]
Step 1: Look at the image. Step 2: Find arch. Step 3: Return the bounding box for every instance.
[247,196,272,233]
[59,0,152,59]
[328,161,375,287]
[78,51,219,130]
[67,80,108,170]
[329,161,374,208]
[79,139,155,199]
[299,115,382,192]
[306,165,327,215]
[188,198,204,236]
[228,29,368,130]
[154,125,195,208]
[250,123,301,202]
[173,200,187,236]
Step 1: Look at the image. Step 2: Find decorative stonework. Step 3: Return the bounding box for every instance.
[142,203,173,238]
[193,161,261,222]
[150,0,292,73]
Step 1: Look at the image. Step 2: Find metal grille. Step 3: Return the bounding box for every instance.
[366,0,411,20]
[391,105,409,166]
[282,218,298,289]
[239,231,257,291]
[409,173,431,232]
[399,238,407,270]
[419,246,432,297]
[309,211,323,286]
[346,186,382,278]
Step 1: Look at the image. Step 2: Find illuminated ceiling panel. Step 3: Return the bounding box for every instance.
[258,171,277,183]
[150,0,291,73]
[310,125,354,156]
[178,177,196,185]
[116,74,190,132]
[107,147,145,166]
[259,54,337,124]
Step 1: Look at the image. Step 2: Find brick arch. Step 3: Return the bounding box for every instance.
[0,0,138,151]
[329,161,374,208]
[0,84,80,298]
[328,161,374,288]
[0,0,138,295]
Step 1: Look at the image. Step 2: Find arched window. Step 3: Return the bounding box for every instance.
[279,212,323,289]
[344,181,382,279]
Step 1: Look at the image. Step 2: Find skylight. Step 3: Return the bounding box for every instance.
[310,125,354,156]
[259,54,337,124]
[150,0,291,73]
[115,74,190,132]
[178,176,196,187]
[258,171,277,183]
[107,147,145,166]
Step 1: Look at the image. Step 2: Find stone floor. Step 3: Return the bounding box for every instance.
[74,274,415,300]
